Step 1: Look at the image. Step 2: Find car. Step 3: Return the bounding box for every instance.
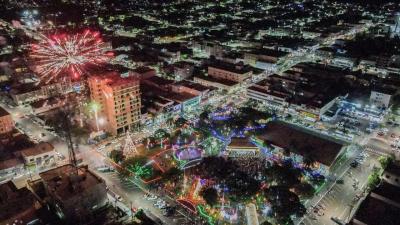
[336,179,344,184]
[115,195,122,201]
[350,161,359,168]
[378,132,384,136]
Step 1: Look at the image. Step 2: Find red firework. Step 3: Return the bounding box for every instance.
[30,30,113,83]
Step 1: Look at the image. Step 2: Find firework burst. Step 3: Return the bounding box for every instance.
[30,30,113,83]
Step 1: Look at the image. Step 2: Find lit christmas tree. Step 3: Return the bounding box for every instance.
[123,131,137,156]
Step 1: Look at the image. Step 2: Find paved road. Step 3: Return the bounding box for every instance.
[301,151,379,225]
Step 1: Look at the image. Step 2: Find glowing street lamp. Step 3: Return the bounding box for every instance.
[89,101,101,131]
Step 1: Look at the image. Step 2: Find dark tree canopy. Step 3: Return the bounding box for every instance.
[200,187,219,206]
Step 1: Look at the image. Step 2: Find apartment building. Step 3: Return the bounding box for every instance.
[0,107,13,134]
[88,72,141,135]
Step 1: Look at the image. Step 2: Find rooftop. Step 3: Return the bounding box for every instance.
[246,48,288,58]
[20,142,54,157]
[146,76,175,86]
[352,184,400,225]
[0,181,36,223]
[228,138,259,149]
[194,75,238,87]
[208,60,252,74]
[0,158,23,170]
[0,106,10,117]
[39,164,105,201]
[174,80,210,92]
[258,121,344,167]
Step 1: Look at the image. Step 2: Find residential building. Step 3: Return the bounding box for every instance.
[129,66,156,80]
[88,73,141,135]
[36,164,108,222]
[382,162,400,187]
[30,96,67,115]
[208,61,252,83]
[19,142,57,168]
[172,61,195,81]
[0,158,24,180]
[350,162,400,225]
[10,79,83,105]
[0,107,13,134]
[0,181,38,225]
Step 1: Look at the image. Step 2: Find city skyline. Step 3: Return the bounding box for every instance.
[0,1,399,225]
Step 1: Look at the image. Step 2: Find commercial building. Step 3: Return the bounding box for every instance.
[10,79,83,105]
[36,164,108,222]
[370,87,397,108]
[208,60,252,83]
[243,48,287,69]
[255,121,346,176]
[19,142,57,169]
[0,107,14,134]
[194,75,239,92]
[247,70,338,121]
[226,138,260,158]
[88,72,141,135]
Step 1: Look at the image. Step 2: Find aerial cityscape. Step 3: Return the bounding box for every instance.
[0,0,400,225]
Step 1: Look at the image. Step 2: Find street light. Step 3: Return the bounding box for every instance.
[89,101,101,131]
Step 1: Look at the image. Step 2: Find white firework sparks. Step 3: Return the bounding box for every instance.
[30,30,113,83]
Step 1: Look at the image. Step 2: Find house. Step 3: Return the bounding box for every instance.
[0,181,39,225]
[19,142,57,169]
[0,158,24,180]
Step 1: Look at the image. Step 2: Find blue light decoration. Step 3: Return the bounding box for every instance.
[72,83,81,93]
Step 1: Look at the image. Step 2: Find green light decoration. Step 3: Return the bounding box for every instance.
[197,205,215,225]
[127,163,152,179]
[89,101,100,112]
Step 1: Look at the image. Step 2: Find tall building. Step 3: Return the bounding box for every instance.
[88,72,141,135]
[33,164,108,222]
[0,107,14,134]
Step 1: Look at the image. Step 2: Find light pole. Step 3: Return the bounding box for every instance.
[89,101,100,131]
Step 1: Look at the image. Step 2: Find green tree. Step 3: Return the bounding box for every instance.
[378,155,394,170]
[293,182,315,199]
[367,167,381,189]
[154,129,170,140]
[265,186,306,224]
[200,187,219,206]
[161,167,182,183]
[175,117,188,128]
[260,221,273,225]
[109,150,124,163]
